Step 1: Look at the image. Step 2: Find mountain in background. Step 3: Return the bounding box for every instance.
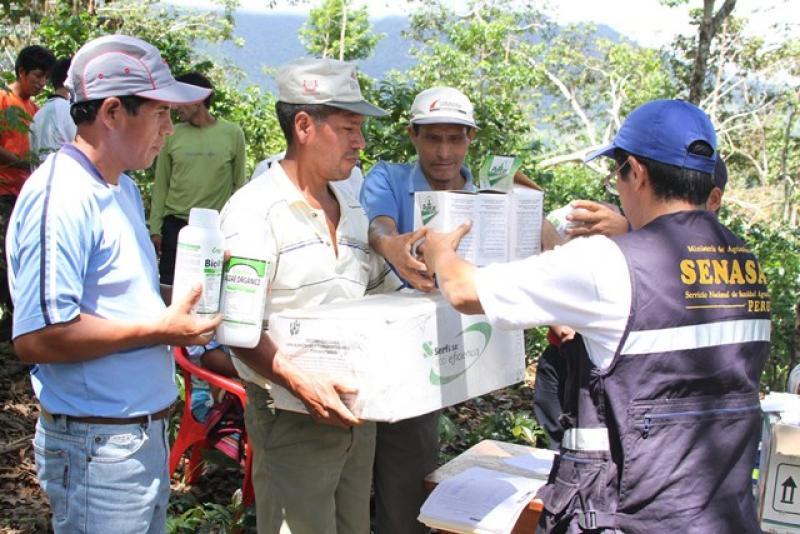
[201,12,414,91]
[198,10,622,93]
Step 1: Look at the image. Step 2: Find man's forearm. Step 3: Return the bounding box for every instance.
[435,251,484,315]
[367,216,398,257]
[14,313,166,364]
[231,332,294,389]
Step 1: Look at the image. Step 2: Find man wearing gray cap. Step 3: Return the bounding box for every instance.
[7,35,221,533]
[219,58,401,534]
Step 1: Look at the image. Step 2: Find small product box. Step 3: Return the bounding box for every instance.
[759,393,800,533]
[415,186,544,266]
[268,292,526,422]
[476,154,522,192]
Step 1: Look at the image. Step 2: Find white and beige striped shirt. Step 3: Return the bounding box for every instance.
[220,160,402,387]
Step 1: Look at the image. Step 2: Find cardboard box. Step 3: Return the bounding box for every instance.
[415,187,544,266]
[760,418,800,533]
[268,292,526,422]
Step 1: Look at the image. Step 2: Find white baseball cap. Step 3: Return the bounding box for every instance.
[66,35,211,105]
[409,87,477,128]
[276,57,387,117]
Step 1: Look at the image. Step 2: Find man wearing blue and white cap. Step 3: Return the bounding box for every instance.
[420,99,770,533]
[219,57,401,534]
[7,34,220,533]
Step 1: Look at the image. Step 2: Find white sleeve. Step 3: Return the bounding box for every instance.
[474,235,631,369]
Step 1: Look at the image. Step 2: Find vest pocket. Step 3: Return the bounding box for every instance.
[619,393,760,520]
[538,451,611,523]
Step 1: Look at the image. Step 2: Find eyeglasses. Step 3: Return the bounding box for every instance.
[602,158,629,196]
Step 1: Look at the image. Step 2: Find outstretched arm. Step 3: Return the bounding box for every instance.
[419,221,484,314]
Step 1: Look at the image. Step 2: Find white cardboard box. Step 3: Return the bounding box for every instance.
[414,186,543,266]
[760,420,800,533]
[268,292,526,422]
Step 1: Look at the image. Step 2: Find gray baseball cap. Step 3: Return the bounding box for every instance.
[66,34,211,105]
[276,58,387,117]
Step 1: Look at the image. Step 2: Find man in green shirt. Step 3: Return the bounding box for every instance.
[149,71,246,284]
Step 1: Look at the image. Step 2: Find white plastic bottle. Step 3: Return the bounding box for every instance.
[171,208,225,317]
[216,229,271,348]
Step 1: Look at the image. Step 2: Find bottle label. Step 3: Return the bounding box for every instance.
[173,242,224,315]
[220,256,270,328]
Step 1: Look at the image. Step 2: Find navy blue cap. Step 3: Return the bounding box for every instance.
[586,99,717,174]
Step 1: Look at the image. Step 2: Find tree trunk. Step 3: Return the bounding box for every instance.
[688,0,737,104]
[339,0,347,61]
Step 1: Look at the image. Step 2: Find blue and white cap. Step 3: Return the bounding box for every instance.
[585,99,717,175]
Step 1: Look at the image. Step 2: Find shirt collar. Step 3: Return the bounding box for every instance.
[408,162,475,193]
[269,160,310,208]
[269,160,352,216]
[60,144,113,187]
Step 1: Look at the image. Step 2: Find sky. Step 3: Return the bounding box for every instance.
[163,0,799,49]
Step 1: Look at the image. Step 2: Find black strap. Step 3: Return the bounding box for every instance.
[577,509,617,530]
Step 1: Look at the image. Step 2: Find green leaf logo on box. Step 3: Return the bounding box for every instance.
[477,155,521,191]
[420,197,439,225]
[425,322,492,385]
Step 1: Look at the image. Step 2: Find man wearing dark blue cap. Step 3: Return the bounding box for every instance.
[420,99,770,533]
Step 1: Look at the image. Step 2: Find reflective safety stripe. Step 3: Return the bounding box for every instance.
[562,427,610,451]
[621,318,770,356]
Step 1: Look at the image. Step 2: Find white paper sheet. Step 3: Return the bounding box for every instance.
[503,449,556,476]
[418,466,545,534]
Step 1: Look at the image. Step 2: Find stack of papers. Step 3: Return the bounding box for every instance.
[762,392,800,425]
[503,448,556,476]
[418,466,546,534]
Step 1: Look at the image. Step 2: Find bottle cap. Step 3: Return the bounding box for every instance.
[188,207,220,229]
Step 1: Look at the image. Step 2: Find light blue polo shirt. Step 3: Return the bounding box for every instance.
[7,144,176,417]
[360,161,475,235]
[360,161,474,287]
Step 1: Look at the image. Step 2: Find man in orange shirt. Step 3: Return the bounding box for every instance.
[0,44,55,340]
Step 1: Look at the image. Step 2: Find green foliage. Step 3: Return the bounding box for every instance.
[33,3,94,58]
[470,410,548,448]
[167,498,246,534]
[724,212,800,391]
[402,0,546,170]
[524,328,548,368]
[534,164,608,213]
[300,0,383,61]
[211,82,284,176]
[361,73,417,167]
[441,391,549,455]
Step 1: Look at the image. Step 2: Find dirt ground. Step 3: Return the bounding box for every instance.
[0,342,537,533]
[0,342,48,534]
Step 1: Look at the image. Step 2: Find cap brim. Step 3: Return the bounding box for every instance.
[136,81,212,105]
[584,143,616,163]
[411,117,478,129]
[327,100,388,117]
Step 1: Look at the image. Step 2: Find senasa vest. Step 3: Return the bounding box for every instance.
[537,210,770,533]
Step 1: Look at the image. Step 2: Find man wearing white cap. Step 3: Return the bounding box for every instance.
[219,58,401,534]
[359,86,478,533]
[6,35,221,533]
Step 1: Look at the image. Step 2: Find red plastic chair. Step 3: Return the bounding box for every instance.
[169,346,255,507]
